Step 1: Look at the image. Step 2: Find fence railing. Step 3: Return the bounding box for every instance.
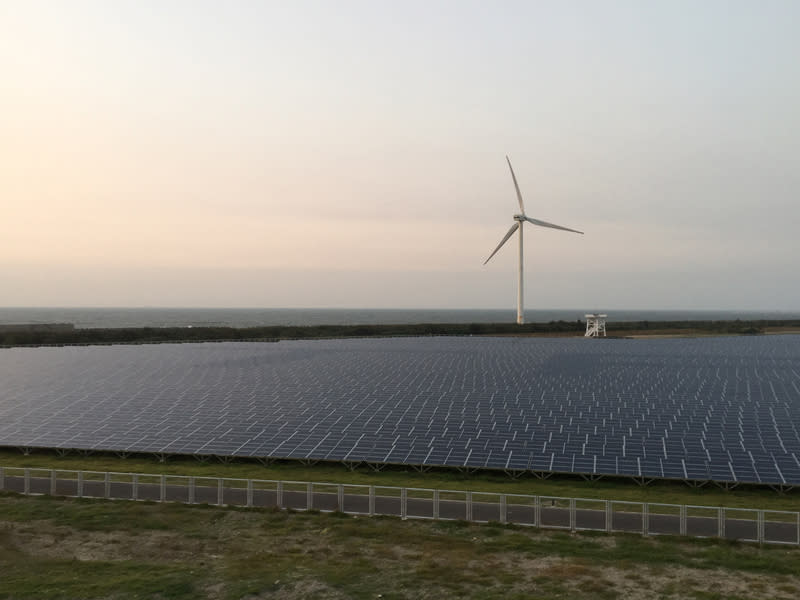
[1,466,797,546]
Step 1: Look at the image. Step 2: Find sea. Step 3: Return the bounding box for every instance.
[1,307,799,329]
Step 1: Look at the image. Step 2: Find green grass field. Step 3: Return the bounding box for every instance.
[1,491,799,600]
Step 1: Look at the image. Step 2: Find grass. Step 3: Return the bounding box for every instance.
[2,448,799,512]
[1,493,799,599]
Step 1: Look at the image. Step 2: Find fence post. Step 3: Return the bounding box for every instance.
[104,472,111,499]
[247,480,254,508]
[718,508,725,539]
[433,489,439,520]
[0,467,4,490]
[605,500,611,532]
[337,484,344,512]
[534,496,541,528]
[401,488,407,520]
[569,498,576,532]
[132,474,138,500]
[307,482,313,510]
[757,510,765,545]
[500,494,507,525]
[217,479,224,506]
[643,503,649,536]
[797,512,799,547]
[277,481,283,509]
[160,474,166,502]
[188,477,195,504]
[50,470,57,496]
[24,468,30,495]
[680,505,687,536]
[77,471,84,498]
[369,485,375,516]
[466,491,473,522]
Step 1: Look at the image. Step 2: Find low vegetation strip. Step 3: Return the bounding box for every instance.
[2,319,798,347]
[1,493,799,600]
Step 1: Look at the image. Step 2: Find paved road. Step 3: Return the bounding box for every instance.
[2,474,796,545]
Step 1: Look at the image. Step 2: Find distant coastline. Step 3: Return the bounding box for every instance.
[2,307,800,329]
[2,318,799,348]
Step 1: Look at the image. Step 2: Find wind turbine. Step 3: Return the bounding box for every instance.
[484,156,584,325]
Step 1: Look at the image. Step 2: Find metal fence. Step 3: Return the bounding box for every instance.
[1,466,797,546]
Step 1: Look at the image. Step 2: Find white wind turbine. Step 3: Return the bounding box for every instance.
[484,156,584,325]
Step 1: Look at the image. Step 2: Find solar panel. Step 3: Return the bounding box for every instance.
[1,335,800,485]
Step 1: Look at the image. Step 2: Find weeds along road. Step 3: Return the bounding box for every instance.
[3,473,798,545]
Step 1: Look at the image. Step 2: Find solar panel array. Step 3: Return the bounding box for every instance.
[1,335,799,485]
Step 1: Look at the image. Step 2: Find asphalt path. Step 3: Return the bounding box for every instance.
[2,475,797,545]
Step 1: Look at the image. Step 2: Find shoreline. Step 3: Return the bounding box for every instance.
[2,319,800,348]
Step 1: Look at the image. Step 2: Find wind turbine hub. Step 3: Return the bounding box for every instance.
[513,214,525,221]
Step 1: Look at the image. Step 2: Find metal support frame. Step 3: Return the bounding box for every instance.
[680,505,687,536]
[569,498,576,531]
[584,314,607,337]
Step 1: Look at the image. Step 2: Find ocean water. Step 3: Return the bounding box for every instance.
[1,307,799,329]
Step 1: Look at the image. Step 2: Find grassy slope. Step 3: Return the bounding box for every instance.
[1,493,799,600]
[1,449,798,512]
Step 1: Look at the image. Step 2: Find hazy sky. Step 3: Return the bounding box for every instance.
[2,1,798,310]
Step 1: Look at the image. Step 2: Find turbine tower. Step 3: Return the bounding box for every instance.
[484,156,584,325]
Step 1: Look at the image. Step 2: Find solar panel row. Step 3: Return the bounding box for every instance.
[0,335,799,485]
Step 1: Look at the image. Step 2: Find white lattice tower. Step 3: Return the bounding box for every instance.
[585,314,607,337]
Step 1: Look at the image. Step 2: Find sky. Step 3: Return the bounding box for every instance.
[1,0,798,310]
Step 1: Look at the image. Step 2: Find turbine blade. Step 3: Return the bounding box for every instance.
[506,155,525,215]
[484,222,520,265]
[525,216,583,235]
